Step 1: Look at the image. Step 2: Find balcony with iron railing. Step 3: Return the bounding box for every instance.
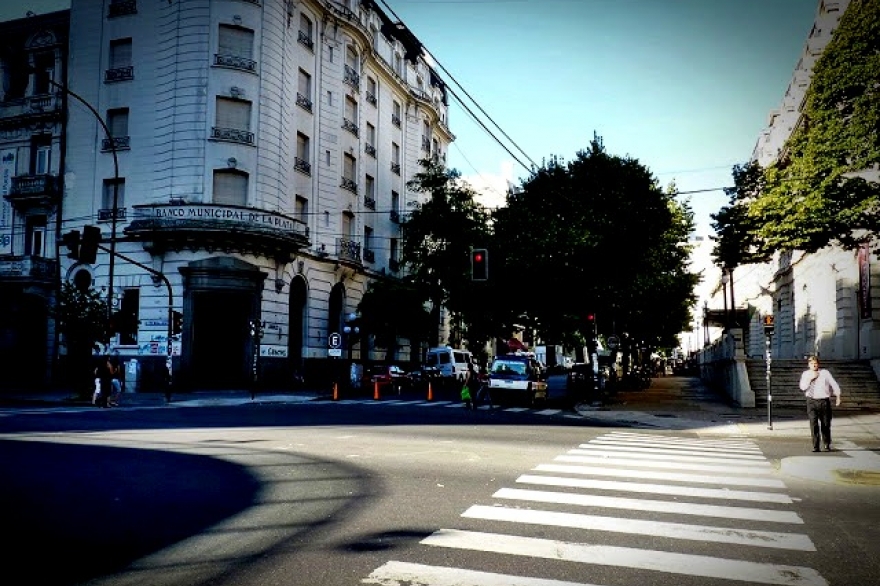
[98,207,128,222]
[391,162,400,175]
[296,92,313,112]
[342,118,359,137]
[0,93,62,127]
[297,30,314,50]
[389,209,400,224]
[366,91,377,106]
[344,65,360,90]
[294,157,311,175]
[341,177,358,193]
[0,255,57,282]
[365,143,376,157]
[337,237,362,263]
[421,135,431,151]
[391,113,401,127]
[104,65,134,82]
[214,53,258,73]
[101,136,131,151]
[108,0,137,18]
[364,195,376,210]
[4,174,60,208]
[211,126,255,145]
[363,248,375,263]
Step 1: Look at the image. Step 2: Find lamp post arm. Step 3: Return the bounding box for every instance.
[48,78,120,320]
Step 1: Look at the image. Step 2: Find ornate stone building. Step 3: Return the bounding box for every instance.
[54,0,453,390]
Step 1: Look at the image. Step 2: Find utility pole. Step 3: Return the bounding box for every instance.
[763,314,775,429]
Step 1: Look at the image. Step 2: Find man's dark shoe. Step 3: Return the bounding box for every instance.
[824,444,832,451]
[812,448,821,452]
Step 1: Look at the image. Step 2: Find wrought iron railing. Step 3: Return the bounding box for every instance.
[341,177,358,193]
[364,196,376,210]
[363,248,375,263]
[9,174,59,196]
[422,136,431,151]
[337,237,361,263]
[391,113,401,127]
[366,91,377,106]
[294,157,311,175]
[342,118,359,137]
[214,53,257,72]
[296,92,312,112]
[343,65,360,89]
[365,143,376,157]
[390,162,400,175]
[298,30,313,50]
[104,66,134,82]
[0,255,57,279]
[108,0,137,18]
[98,207,128,222]
[101,136,130,151]
[211,126,254,144]
[389,210,400,224]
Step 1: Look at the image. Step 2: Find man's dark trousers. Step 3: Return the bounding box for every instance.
[807,396,832,450]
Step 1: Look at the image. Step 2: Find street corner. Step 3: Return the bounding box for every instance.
[779,440,880,485]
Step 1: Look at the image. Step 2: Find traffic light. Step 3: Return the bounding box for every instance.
[471,248,488,281]
[763,314,775,336]
[79,225,101,264]
[172,310,183,336]
[61,230,80,260]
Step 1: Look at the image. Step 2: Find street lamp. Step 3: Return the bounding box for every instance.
[342,312,359,361]
[720,271,730,329]
[44,75,119,321]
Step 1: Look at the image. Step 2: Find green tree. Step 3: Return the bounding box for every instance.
[356,277,431,362]
[492,136,697,357]
[749,0,880,252]
[54,281,110,397]
[711,161,772,269]
[402,158,492,347]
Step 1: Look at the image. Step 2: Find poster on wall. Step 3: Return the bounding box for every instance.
[858,243,871,319]
[0,149,15,255]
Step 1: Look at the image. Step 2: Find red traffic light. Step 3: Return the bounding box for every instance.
[473,251,483,263]
[587,313,595,321]
[471,248,488,281]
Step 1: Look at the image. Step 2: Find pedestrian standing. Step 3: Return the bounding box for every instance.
[473,363,493,409]
[799,355,841,452]
[461,362,476,410]
[108,357,122,407]
[94,355,114,408]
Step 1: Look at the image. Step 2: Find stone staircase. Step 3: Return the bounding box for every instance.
[745,359,880,410]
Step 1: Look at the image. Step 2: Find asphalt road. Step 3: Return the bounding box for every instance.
[1,400,878,586]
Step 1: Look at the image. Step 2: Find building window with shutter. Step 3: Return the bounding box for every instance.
[25,215,47,257]
[297,68,312,111]
[295,195,308,223]
[213,97,254,144]
[106,38,133,82]
[104,108,130,151]
[295,132,311,175]
[101,178,126,222]
[216,25,256,72]
[213,169,248,206]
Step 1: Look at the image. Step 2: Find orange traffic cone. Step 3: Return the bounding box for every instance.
[374,380,380,400]
[427,382,433,401]
[332,382,338,401]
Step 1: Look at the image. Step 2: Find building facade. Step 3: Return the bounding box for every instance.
[0,10,69,389]
[25,0,453,391]
[698,0,880,368]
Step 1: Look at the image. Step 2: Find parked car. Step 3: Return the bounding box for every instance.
[566,362,596,399]
[366,365,412,392]
[487,353,548,405]
[425,347,473,382]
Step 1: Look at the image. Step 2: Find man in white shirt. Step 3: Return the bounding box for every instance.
[799,355,841,452]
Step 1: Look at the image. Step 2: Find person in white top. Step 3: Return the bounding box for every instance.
[798,355,841,452]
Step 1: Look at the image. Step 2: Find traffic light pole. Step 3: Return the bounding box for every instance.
[96,243,174,402]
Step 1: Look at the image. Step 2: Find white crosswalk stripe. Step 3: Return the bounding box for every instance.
[358,431,826,586]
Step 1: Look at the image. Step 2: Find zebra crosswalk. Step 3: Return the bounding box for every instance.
[361,430,828,586]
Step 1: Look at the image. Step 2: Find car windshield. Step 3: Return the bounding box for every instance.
[491,360,527,375]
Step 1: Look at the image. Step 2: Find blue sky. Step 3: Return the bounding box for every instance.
[3,0,818,235]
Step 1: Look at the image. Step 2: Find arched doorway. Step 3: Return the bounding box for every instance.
[288,275,307,376]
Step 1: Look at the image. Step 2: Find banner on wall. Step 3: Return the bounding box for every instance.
[0,149,15,255]
[858,243,871,319]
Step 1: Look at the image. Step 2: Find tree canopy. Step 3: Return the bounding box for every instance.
[748,0,880,252]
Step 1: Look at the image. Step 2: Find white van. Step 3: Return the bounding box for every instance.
[425,347,472,381]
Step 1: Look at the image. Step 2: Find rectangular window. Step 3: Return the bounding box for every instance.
[118,288,140,346]
[298,69,311,98]
[102,178,126,211]
[300,13,312,39]
[25,215,46,256]
[108,108,129,137]
[343,153,356,181]
[392,100,401,126]
[216,97,251,130]
[392,142,400,165]
[390,237,398,261]
[295,195,308,223]
[212,170,248,206]
[342,212,353,238]
[364,225,373,250]
[296,132,310,162]
[218,25,254,59]
[110,38,132,68]
[32,51,54,95]
[344,96,357,124]
[392,190,400,212]
[365,174,375,198]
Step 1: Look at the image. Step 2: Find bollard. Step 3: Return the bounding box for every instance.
[374,380,380,400]
[332,382,339,401]
[427,381,433,401]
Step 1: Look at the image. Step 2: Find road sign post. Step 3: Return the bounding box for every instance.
[763,315,775,430]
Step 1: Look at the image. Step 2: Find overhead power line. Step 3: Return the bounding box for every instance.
[376,0,538,173]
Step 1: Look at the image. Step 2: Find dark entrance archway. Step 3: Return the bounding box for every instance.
[0,292,48,390]
[180,258,266,390]
[288,275,307,376]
